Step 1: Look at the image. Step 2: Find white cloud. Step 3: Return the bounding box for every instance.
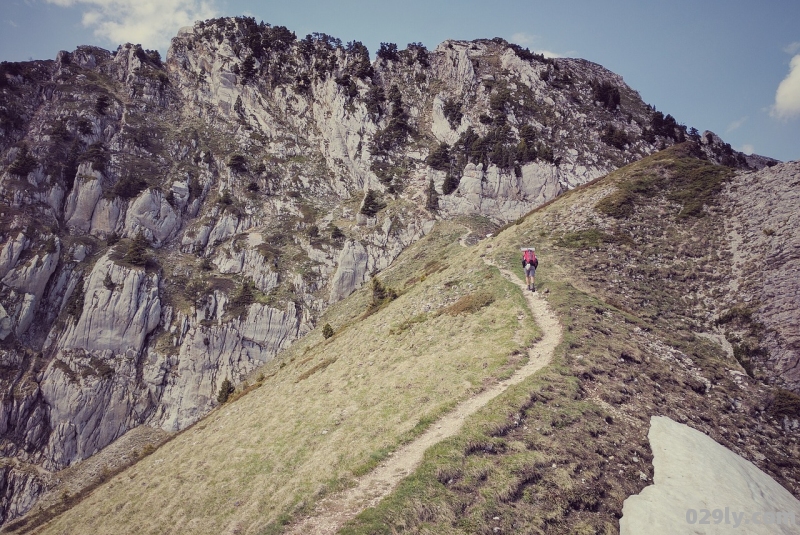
[771,54,800,120]
[784,42,800,55]
[511,32,536,46]
[509,32,568,58]
[45,0,218,50]
[726,116,748,133]
[7,20,19,27]
[738,144,755,155]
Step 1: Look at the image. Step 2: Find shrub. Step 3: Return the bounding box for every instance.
[147,49,162,67]
[240,55,256,82]
[106,232,120,246]
[364,86,385,118]
[346,41,373,79]
[364,277,397,317]
[360,189,386,217]
[370,85,412,153]
[229,280,256,316]
[489,86,511,112]
[113,175,147,199]
[442,173,460,195]
[329,224,345,243]
[770,389,800,418]
[600,125,629,150]
[217,378,234,404]
[79,142,109,172]
[219,189,233,205]
[49,121,71,142]
[8,145,38,177]
[103,273,115,291]
[442,98,463,129]
[377,42,399,61]
[426,143,451,171]
[556,229,623,249]
[592,80,620,109]
[228,154,247,172]
[95,95,110,115]
[64,278,85,319]
[123,233,151,266]
[407,42,429,67]
[76,118,93,136]
[426,178,438,211]
[322,323,334,339]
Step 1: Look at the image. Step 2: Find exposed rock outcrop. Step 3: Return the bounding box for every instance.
[723,161,800,389]
[0,15,770,524]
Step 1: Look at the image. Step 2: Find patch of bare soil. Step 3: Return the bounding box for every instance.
[285,256,562,535]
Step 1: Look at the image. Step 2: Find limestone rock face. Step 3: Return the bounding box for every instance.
[621,416,800,534]
[57,252,161,355]
[123,189,180,246]
[150,299,302,431]
[723,161,800,390]
[330,239,369,303]
[0,16,768,525]
[63,166,103,232]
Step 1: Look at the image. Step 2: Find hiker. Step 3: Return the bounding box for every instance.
[522,247,538,292]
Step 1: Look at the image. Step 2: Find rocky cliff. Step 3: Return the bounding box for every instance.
[721,161,800,390]
[0,16,769,523]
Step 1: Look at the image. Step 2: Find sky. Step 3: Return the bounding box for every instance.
[1,0,799,162]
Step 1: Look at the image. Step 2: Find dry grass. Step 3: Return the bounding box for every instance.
[443,291,495,316]
[338,147,800,535]
[30,222,538,535]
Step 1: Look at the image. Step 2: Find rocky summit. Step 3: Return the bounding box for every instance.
[0,16,792,530]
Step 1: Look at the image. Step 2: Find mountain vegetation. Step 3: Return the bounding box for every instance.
[0,16,792,533]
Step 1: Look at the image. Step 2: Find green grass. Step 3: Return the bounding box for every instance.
[32,222,539,535]
[556,229,623,249]
[595,143,734,219]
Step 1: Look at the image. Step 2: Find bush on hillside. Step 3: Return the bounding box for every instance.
[365,277,397,317]
[360,189,386,217]
[592,80,621,109]
[123,233,152,266]
[442,173,460,195]
[322,323,334,339]
[217,378,234,404]
[442,98,463,129]
[377,42,399,61]
[426,178,438,211]
[426,143,451,171]
[8,145,38,177]
[228,153,247,172]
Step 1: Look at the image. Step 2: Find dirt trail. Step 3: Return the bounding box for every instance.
[286,255,563,535]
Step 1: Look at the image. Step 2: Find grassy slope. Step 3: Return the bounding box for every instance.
[338,144,800,534]
[26,221,540,535]
[21,145,800,535]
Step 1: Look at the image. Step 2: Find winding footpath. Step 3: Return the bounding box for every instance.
[286,255,563,534]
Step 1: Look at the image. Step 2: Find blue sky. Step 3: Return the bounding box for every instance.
[2,0,799,161]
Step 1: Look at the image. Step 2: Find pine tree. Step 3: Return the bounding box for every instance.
[426,178,438,211]
[123,232,150,266]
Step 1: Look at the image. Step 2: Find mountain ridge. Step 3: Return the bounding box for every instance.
[0,15,789,526]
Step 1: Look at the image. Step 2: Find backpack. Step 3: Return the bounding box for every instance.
[523,250,537,267]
